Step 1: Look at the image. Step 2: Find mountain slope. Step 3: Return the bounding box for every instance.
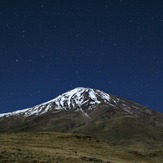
[0,87,163,145]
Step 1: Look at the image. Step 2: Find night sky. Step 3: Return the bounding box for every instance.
[0,0,163,113]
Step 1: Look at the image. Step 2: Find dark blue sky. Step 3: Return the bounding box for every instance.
[0,0,163,113]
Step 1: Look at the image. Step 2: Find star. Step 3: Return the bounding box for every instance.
[130,19,133,23]
[75,33,79,37]
[114,43,118,46]
[139,37,143,40]
[75,70,78,74]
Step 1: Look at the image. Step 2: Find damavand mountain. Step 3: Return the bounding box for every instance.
[0,87,163,144]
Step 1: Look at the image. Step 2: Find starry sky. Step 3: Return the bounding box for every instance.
[0,0,163,113]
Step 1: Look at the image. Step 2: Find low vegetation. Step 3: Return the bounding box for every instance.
[0,132,162,163]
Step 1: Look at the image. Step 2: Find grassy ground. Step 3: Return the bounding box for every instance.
[0,132,162,163]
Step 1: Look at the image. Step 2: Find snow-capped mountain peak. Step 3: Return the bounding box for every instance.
[0,87,111,118]
[54,87,110,109]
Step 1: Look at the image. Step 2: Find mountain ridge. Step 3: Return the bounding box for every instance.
[0,87,111,118]
[0,87,159,118]
[0,87,162,145]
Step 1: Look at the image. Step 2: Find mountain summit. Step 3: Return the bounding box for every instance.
[0,87,157,118]
[0,87,162,144]
[0,87,110,118]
